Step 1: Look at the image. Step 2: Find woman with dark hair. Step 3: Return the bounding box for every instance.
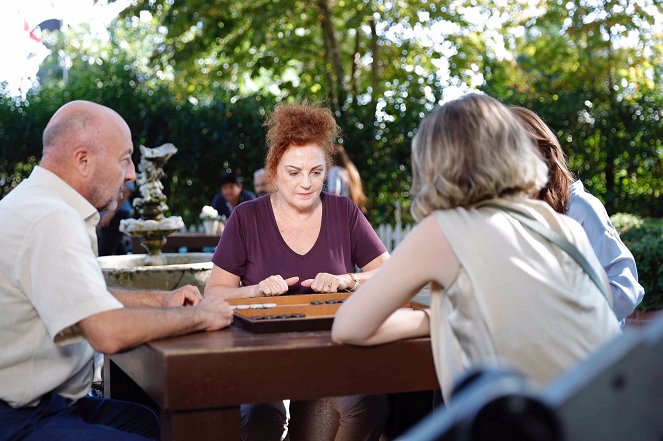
[205,101,389,440]
[512,106,644,324]
[333,94,620,402]
[327,144,368,213]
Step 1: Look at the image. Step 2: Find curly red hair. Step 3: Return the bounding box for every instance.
[264,102,339,180]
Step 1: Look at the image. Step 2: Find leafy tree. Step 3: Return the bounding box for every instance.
[481,0,663,216]
[115,0,484,223]
[0,23,273,226]
[3,0,660,225]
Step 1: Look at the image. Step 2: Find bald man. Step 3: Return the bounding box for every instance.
[253,168,273,197]
[0,101,233,440]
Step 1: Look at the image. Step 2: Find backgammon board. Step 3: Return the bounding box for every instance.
[227,292,427,333]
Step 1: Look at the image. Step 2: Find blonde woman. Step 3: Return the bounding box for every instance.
[333,94,621,402]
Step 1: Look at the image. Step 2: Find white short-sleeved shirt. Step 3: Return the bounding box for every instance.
[327,165,350,197]
[0,166,123,407]
[429,198,621,401]
[567,181,644,323]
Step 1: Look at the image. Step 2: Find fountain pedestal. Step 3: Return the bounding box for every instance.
[136,230,175,266]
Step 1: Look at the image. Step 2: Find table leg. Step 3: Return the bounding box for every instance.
[106,357,241,440]
[160,407,241,441]
[104,357,157,409]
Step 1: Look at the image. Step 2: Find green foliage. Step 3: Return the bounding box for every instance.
[118,0,661,221]
[1,0,661,229]
[482,0,663,216]
[612,213,663,311]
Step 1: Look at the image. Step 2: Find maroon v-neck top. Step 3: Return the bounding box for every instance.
[211,192,386,294]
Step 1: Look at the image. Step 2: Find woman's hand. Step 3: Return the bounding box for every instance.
[256,275,299,297]
[301,273,351,293]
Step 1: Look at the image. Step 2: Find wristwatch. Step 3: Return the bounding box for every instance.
[348,273,360,291]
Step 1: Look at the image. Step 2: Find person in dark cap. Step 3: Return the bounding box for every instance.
[211,172,256,219]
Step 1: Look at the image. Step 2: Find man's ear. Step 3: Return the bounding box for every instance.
[73,147,92,178]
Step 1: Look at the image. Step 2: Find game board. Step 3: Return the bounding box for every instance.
[228,292,426,333]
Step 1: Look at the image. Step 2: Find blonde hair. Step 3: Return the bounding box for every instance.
[410,93,548,221]
[511,106,574,214]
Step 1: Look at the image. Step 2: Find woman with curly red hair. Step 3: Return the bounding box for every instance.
[205,101,389,440]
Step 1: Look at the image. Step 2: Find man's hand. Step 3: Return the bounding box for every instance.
[196,294,234,331]
[255,275,299,297]
[162,285,203,307]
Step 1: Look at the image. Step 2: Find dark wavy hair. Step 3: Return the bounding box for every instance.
[511,107,574,213]
[332,144,368,213]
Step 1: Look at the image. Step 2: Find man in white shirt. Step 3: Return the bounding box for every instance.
[0,101,233,440]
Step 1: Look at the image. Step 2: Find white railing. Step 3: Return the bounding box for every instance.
[375,223,413,253]
[184,221,414,253]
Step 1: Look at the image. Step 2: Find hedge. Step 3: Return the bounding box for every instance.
[611,213,663,311]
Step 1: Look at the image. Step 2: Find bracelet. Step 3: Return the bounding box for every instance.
[348,273,360,291]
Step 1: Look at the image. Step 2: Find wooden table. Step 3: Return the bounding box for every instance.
[105,326,437,441]
[131,233,220,253]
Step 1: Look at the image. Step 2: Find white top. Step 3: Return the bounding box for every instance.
[327,165,349,197]
[429,199,621,401]
[567,181,644,323]
[0,166,123,407]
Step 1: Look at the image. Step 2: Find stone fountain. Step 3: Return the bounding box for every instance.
[120,143,184,266]
[97,143,214,291]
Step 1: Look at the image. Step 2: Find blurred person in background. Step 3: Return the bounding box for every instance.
[211,172,256,219]
[253,167,274,197]
[98,181,135,255]
[327,144,368,213]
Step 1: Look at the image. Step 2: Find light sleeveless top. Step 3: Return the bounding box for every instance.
[429,198,621,401]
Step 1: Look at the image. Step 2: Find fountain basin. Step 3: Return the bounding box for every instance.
[98,253,213,292]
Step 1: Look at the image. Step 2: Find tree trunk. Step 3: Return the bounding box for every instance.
[321,23,336,108]
[350,30,361,103]
[317,0,346,119]
[368,18,379,137]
